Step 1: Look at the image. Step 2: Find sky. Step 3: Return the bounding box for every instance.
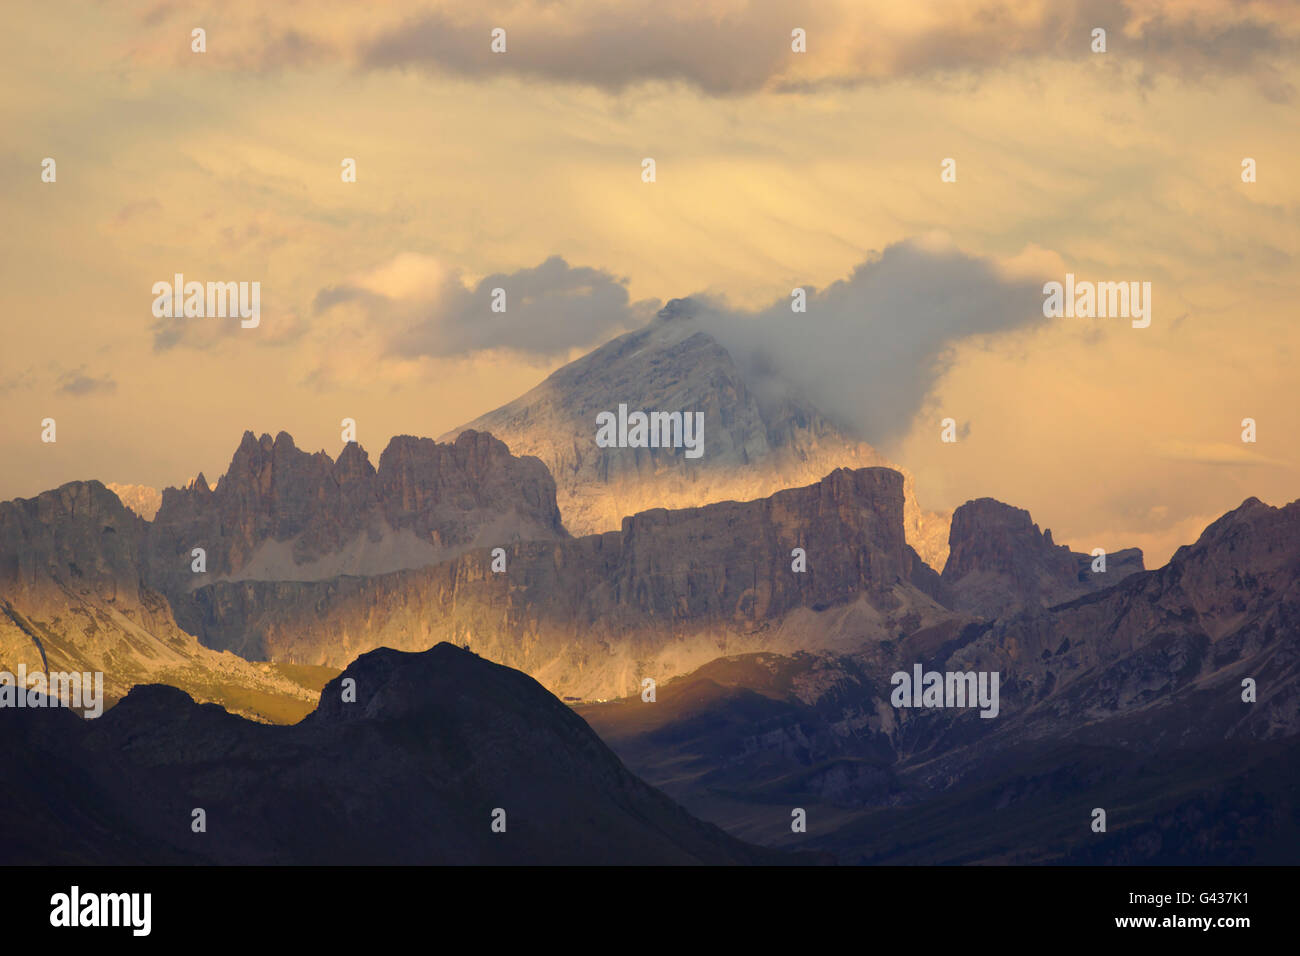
[1,0,1297,566]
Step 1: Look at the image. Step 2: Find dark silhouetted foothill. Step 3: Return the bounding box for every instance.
[0,642,819,865]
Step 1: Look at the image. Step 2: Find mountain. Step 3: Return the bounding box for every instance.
[0,480,327,722]
[104,482,162,521]
[443,303,952,570]
[811,733,1300,864]
[937,496,1300,757]
[576,651,896,847]
[1,430,566,719]
[579,496,1300,862]
[145,429,565,605]
[941,497,1144,617]
[0,642,809,865]
[179,466,952,700]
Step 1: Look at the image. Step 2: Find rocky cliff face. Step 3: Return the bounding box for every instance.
[0,481,321,719]
[443,307,952,570]
[0,643,803,864]
[0,479,147,610]
[941,497,1143,617]
[145,429,565,603]
[181,466,952,700]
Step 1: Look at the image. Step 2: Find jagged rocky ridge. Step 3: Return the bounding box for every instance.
[146,428,564,599]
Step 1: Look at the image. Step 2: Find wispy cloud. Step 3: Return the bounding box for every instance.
[1156,439,1285,467]
[57,368,117,397]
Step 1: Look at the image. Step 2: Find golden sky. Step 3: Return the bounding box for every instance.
[2,0,1297,566]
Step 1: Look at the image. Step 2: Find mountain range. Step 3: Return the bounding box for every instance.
[1,311,1296,864]
[581,496,1300,862]
[178,464,952,700]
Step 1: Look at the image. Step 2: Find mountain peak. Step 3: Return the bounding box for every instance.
[657,296,698,320]
[236,430,262,454]
[443,315,950,568]
[1170,496,1294,566]
[309,642,517,725]
[943,496,1143,617]
[333,440,375,481]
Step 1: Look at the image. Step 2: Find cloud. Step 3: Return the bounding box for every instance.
[57,368,117,396]
[1130,8,1299,101]
[1156,439,1284,467]
[358,1,1300,98]
[686,237,1049,445]
[150,314,244,352]
[0,364,37,394]
[308,240,1048,442]
[360,5,791,95]
[317,254,659,361]
[129,1,1300,100]
[151,300,309,353]
[111,199,161,227]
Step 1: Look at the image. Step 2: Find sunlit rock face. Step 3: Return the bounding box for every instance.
[0,480,320,718]
[183,466,953,701]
